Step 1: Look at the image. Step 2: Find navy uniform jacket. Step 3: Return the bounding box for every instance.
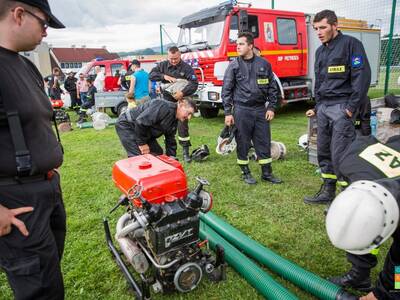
[314,31,371,114]
[338,135,400,300]
[126,99,178,156]
[338,135,400,183]
[149,60,198,102]
[221,55,278,116]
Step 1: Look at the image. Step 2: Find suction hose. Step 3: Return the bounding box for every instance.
[199,222,298,300]
[200,212,357,300]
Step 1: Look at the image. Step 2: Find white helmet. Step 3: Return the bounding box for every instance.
[271,141,287,160]
[298,134,308,150]
[216,125,237,155]
[216,136,237,155]
[326,180,399,255]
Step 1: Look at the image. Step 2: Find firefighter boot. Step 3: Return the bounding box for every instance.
[261,164,282,184]
[183,146,192,163]
[240,165,256,185]
[77,111,87,124]
[329,266,373,292]
[303,182,336,205]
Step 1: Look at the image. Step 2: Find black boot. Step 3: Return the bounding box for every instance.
[329,267,373,292]
[261,164,282,184]
[77,112,87,124]
[183,146,191,163]
[240,165,256,185]
[304,182,336,204]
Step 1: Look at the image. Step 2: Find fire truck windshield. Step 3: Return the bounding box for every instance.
[177,20,224,51]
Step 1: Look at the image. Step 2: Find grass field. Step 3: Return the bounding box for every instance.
[0,99,391,300]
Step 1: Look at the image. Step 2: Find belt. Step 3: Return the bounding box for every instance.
[0,170,55,186]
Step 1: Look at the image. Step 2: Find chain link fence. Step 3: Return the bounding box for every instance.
[273,0,399,97]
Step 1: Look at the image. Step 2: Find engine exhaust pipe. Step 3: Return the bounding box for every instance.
[116,213,149,274]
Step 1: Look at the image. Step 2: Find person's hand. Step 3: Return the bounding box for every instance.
[266,110,275,121]
[163,75,177,83]
[359,292,378,300]
[345,109,353,118]
[0,204,34,237]
[174,91,184,101]
[139,144,150,155]
[305,109,315,117]
[225,115,234,126]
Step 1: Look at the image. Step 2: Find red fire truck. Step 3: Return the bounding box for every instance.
[177,2,380,118]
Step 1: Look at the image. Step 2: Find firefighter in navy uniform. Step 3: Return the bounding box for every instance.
[0,1,66,299]
[149,46,198,163]
[115,98,196,158]
[222,32,282,185]
[304,10,371,204]
[325,134,400,299]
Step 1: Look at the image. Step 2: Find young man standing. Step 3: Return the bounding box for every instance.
[304,10,373,292]
[304,10,371,205]
[0,1,66,299]
[128,59,150,105]
[222,32,281,185]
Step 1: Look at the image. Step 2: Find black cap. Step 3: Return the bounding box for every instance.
[131,59,141,67]
[13,0,65,28]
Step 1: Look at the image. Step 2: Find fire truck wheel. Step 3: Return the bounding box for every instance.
[200,107,219,118]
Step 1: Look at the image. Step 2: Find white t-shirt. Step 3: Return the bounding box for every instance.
[94,71,105,91]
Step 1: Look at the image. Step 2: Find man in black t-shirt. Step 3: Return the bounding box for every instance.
[0,1,66,299]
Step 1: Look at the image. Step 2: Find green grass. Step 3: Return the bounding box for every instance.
[0,102,389,300]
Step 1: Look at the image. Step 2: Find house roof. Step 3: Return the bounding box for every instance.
[51,47,119,63]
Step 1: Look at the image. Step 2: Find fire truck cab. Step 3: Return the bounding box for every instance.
[177,1,380,118]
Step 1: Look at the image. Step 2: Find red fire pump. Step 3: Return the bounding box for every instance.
[103,154,226,299]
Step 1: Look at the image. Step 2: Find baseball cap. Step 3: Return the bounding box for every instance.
[13,0,65,28]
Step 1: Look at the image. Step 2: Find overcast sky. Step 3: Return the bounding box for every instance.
[45,0,398,52]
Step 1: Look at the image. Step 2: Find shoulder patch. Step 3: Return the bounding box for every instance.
[351,55,363,68]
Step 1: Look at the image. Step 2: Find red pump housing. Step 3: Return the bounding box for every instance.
[112,154,188,207]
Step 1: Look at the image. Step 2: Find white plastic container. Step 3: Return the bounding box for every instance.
[91,112,111,130]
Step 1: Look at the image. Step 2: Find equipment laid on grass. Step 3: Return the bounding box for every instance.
[199,222,298,300]
[91,112,112,130]
[298,134,308,150]
[270,141,287,160]
[76,118,117,129]
[104,154,225,299]
[200,211,358,300]
[51,98,71,132]
[191,144,210,162]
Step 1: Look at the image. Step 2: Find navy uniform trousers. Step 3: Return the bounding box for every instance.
[234,106,271,165]
[0,173,66,300]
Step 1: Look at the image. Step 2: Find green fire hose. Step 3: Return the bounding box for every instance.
[199,222,299,300]
[200,212,356,300]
